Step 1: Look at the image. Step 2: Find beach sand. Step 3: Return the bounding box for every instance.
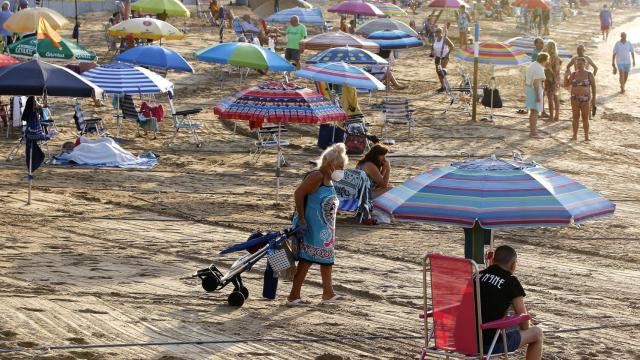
[1,2,640,359]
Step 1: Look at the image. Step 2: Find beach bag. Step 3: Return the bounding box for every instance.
[267,246,294,273]
[481,87,503,108]
[345,133,366,155]
[317,124,345,150]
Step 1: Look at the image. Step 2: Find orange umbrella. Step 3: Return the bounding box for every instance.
[0,54,19,68]
[512,0,552,9]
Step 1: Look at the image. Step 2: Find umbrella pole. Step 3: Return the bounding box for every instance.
[275,121,282,204]
[27,140,33,205]
[471,21,480,122]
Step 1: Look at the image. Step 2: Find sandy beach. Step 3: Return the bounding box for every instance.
[1,1,640,359]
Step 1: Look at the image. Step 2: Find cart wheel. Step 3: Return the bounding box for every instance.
[240,286,249,300]
[201,276,219,292]
[227,291,245,307]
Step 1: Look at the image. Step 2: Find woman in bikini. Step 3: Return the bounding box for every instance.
[564,57,596,141]
[544,41,562,122]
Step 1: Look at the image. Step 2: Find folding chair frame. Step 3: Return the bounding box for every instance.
[382,96,415,141]
[442,67,473,116]
[420,253,528,360]
[169,108,204,148]
[252,124,288,165]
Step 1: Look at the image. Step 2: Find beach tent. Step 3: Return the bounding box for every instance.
[265,7,325,26]
[249,0,313,18]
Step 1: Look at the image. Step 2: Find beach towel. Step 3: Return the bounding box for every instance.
[334,169,373,222]
[53,137,158,169]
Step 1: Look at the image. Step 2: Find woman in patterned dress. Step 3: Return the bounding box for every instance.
[287,144,349,306]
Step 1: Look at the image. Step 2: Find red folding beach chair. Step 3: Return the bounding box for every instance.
[419,253,530,359]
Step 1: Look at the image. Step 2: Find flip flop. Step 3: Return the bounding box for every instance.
[286,298,312,307]
[516,109,527,114]
[321,293,348,304]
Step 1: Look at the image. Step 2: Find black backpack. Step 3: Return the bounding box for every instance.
[481,87,503,108]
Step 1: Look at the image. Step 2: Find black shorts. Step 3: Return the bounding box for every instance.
[435,55,449,66]
[285,48,300,61]
[484,330,521,354]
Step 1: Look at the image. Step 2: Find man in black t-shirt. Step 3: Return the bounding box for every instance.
[479,245,543,359]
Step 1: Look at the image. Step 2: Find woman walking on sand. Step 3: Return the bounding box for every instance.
[544,41,562,122]
[457,4,471,47]
[565,57,596,141]
[287,144,348,306]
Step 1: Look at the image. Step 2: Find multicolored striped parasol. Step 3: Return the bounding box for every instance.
[305,47,388,65]
[373,157,615,229]
[455,41,529,65]
[295,62,386,90]
[214,82,347,125]
[505,36,572,58]
[426,0,469,8]
[355,18,419,38]
[328,1,385,17]
[370,2,408,16]
[301,31,380,52]
[367,29,423,49]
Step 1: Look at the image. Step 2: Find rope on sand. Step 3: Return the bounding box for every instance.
[2,323,640,356]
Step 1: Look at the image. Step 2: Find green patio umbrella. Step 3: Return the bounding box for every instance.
[7,37,97,63]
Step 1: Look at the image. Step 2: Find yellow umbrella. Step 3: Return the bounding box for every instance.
[108,18,185,40]
[131,0,191,17]
[3,7,69,33]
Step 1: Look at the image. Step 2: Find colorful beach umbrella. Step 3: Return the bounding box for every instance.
[373,157,615,229]
[215,82,347,125]
[355,18,419,38]
[249,0,313,18]
[305,47,388,65]
[195,42,294,72]
[295,61,386,90]
[328,1,385,17]
[512,0,552,9]
[116,46,194,73]
[3,7,69,33]
[505,36,572,58]
[131,0,191,17]
[426,0,469,9]
[0,54,19,68]
[8,37,97,63]
[82,63,174,95]
[367,29,423,49]
[370,2,408,16]
[455,41,529,65]
[301,31,380,52]
[265,7,325,26]
[108,18,184,40]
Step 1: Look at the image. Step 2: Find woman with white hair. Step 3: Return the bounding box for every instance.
[287,143,348,306]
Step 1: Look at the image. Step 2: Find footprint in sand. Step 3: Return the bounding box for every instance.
[19,307,45,312]
[66,337,89,345]
[77,308,109,315]
[0,330,18,338]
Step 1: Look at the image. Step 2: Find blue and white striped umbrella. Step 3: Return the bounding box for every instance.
[82,62,174,95]
[373,157,615,229]
[265,7,325,26]
[305,47,388,65]
[367,29,424,49]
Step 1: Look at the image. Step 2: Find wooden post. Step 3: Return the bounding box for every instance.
[471,21,480,122]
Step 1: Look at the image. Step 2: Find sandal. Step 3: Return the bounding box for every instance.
[516,109,527,114]
[321,293,348,304]
[286,298,312,307]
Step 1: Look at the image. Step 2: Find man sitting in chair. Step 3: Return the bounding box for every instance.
[479,245,543,359]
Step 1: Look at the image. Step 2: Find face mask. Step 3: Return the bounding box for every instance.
[331,169,344,182]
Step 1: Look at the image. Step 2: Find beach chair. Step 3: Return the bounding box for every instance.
[334,169,373,223]
[6,107,55,162]
[252,123,289,165]
[381,96,414,141]
[232,17,256,42]
[419,253,531,359]
[120,94,159,139]
[442,67,473,116]
[168,100,204,148]
[74,101,107,137]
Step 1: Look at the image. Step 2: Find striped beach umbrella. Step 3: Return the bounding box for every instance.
[265,7,325,26]
[505,36,572,58]
[455,41,529,65]
[370,2,408,16]
[367,29,423,49]
[301,32,380,52]
[305,47,388,65]
[214,82,347,125]
[196,42,294,72]
[373,157,616,229]
[355,18,419,38]
[295,61,385,90]
[328,1,385,17]
[82,63,174,95]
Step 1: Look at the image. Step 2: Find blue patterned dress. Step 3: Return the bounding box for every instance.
[296,184,339,265]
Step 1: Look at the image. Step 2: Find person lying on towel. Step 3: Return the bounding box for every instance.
[58,137,139,166]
